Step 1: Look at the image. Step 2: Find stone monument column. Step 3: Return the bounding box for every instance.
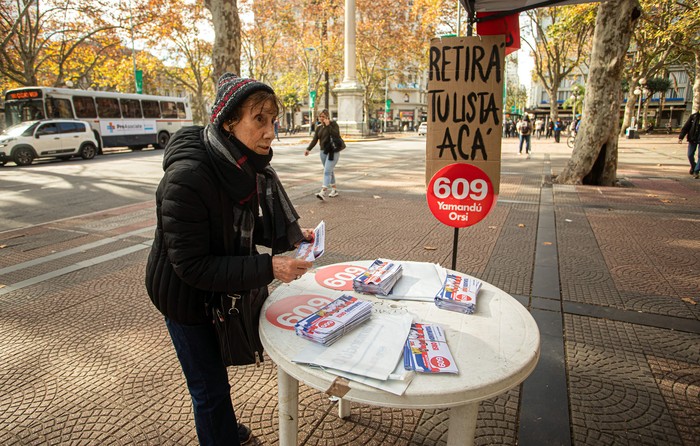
[334,0,365,136]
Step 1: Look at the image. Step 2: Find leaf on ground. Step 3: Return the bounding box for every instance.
[423,246,437,251]
[518,223,526,228]
[660,199,672,203]
[0,244,6,249]
[373,195,382,199]
[488,226,497,229]
[646,194,658,198]
[543,242,553,245]
[681,297,696,305]
[0,284,5,289]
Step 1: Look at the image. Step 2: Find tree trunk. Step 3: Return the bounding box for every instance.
[205,0,241,81]
[555,0,641,186]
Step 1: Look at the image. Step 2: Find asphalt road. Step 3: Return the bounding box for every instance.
[0,133,426,232]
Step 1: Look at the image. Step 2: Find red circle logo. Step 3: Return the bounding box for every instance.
[314,264,367,290]
[426,164,496,228]
[265,294,334,330]
[430,356,450,369]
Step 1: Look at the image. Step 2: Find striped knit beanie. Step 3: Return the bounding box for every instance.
[210,73,275,128]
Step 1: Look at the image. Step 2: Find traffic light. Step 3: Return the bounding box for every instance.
[310,90,317,108]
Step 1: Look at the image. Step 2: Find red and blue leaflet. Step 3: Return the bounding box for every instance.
[434,274,482,314]
[294,294,372,346]
[403,323,458,374]
[353,259,403,296]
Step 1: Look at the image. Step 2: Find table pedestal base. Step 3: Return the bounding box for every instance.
[276,369,480,446]
[277,368,299,445]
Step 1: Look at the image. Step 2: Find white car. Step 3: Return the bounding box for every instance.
[0,119,98,166]
[417,122,428,135]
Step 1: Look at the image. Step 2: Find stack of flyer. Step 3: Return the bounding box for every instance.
[294,294,372,346]
[352,259,403,296]
[295,220,325,261]
[434,274,482,314]
[403,323,458,374]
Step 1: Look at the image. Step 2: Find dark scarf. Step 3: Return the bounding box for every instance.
[203,124,303,254]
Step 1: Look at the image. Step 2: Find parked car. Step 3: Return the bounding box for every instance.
[417,122,428,136]
[0,119,98,166]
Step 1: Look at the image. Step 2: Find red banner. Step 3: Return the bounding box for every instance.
[476,12,520,55]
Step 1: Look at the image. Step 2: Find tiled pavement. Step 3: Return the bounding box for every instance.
[0,133,698,445]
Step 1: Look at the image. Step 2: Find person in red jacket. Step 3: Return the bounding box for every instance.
[145,73,314,445]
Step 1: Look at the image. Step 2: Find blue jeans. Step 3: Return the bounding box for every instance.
[165,318,240,446]
[319,151,339,187]
[519,134,531,153]
[687,142,699,173]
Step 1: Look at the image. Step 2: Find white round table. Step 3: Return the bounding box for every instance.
[260,261,540,445]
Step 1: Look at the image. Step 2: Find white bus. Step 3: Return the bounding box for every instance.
[3,86,193,152]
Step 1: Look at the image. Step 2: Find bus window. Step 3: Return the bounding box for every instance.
[160,101,178,118]
[46,98,73,119]
[142,100,160,118]
[74,96,97,118]
[96,97,121,118]
[177,102,186,119]
[120,98,142,118]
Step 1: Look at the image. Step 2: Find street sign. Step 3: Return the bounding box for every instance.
[135,70,143,94]
[426,163,496,228]
[310,90,317,108]
[385,99,391,113]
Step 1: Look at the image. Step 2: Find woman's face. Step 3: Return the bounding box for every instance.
[319,114,330,125]
[230,98,277,155]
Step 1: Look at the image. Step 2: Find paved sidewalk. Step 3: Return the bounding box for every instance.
[0,133,698,445]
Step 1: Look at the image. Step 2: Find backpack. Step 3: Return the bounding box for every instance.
[520,120,531,135]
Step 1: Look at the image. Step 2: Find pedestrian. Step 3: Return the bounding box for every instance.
[274,117,280,141]
[554,118,563,143]
[534,118,543,139]
[304,109,344,199]
[516,115,532,158]
[546,120,553,139]
[144,73,315,446]
[678,110,700,178]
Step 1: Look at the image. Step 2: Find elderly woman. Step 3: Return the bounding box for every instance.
[145,73,314,445]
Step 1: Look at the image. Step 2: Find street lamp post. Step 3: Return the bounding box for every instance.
[305,47,316,134]
[634,78,646,130]
[382,68,391,134]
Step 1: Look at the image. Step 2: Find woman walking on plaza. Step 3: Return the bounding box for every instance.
[145,73,314,446]
[304,109,345,200]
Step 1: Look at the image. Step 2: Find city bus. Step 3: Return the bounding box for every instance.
[3,86,193,152]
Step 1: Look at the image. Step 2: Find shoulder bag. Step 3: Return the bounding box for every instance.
[208,288,266,367]
[208,187,266,367]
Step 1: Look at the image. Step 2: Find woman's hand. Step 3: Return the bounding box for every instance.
[293,227,314,247]
[304,149,310,157]
[272,256,313,283]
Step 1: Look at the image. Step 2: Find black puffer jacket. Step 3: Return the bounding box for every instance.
[145,126,274,325]
[679,112,700,144]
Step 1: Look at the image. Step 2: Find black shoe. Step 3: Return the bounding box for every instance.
[691,165,696,175]
[238,423,252,445]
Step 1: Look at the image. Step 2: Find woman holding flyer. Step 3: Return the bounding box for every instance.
[145,73,315,446]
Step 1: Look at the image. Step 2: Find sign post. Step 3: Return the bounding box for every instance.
[425,35,505,270]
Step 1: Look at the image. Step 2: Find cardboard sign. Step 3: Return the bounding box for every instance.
[425,35,504,195]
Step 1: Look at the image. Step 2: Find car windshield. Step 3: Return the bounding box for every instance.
[2,121,39,137]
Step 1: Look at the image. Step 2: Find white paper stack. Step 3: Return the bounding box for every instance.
[403,322,458,374]
[294,294,372,346]
[434,273,482,314]
[295,220,325,261]
[352,259,403,296]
